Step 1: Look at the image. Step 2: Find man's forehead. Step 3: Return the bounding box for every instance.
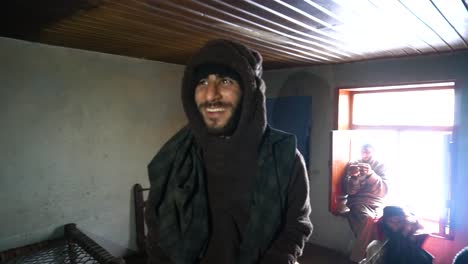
[193,64,241,85]
[198,73,234,79]
[361,146,374,152]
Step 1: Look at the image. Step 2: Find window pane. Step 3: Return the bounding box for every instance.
[389,131,451,224]
[352,90,454,126]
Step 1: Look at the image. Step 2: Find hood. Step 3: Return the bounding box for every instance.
[181,39,267,148]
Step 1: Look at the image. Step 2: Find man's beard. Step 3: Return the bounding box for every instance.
[199,101,242,136]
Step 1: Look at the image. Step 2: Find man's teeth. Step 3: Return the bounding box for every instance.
[206,108,224,112]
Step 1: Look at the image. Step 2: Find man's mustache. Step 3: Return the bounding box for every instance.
[198,101,234,110]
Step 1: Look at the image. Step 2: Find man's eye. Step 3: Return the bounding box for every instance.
[198,79,208,86]
[221,78,233,85]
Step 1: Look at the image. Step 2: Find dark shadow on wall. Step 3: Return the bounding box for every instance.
[271,71,332,176]
[277,71,331,98]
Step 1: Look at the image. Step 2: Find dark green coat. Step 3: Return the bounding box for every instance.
[146,126,297,264]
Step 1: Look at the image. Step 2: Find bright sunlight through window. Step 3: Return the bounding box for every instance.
[338,82,455,236]
[352,89,454,127]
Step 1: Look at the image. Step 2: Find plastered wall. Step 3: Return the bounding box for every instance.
[0,37,186,256]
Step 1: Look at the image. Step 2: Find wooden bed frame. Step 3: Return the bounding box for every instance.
[0,223,124,264]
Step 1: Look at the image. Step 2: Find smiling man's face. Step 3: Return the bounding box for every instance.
[195,74,242,135]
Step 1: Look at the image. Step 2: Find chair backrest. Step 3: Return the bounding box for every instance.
[133,183,150,255]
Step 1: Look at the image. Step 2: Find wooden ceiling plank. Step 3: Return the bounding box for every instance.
[78,13,189,42]
[80,7,208,45]
[329,0,431,55]
[49,18,189,49]
[105,0,414,64]
[303,0,345,24]
[140,0,337,61]
[150,0,337,61]
[44,38,190,63]
[105,0,305,57]
[135,0,330,63]
[40,29,175,59]
[40,1,221,60]
[323,0,403,57]
[105,2,215,46]
[101,0,317,64]
[143,4,322,62]
[110,1,222,41]
[125,1,322,64]
[272,0,335,29]
[46,14,208,51]
[210,0,357,58]
[4,0,467,69]
[240,0,354,57]
[187,0,345,61]
[368,0,450,53]
[399,0,467,50]
[244,0,339,41]
[43,25,198,58]
[373,0,442,53]
[431,0,468,48]
[44,24,179,50]
[305,0,413,57]
[50,2,222,50]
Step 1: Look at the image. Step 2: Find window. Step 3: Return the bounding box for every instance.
[330,81,455,238]
[352,89,454,127]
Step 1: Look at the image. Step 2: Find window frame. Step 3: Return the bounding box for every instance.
[331,82,456,239]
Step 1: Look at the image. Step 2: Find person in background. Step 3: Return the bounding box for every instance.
[343,144,388,263]
[359,206,432,264]
[144,39,313,264]
[377,206,432,264]
[453,247,468,264]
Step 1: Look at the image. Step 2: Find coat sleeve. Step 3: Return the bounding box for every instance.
[145,188,175,264]
[259,151,313,264]
[369,162,388,196]
[343,161,388,197]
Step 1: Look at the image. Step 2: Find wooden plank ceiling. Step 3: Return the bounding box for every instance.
[2,0,468,69]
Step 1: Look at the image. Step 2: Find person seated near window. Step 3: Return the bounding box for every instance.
[343,144,388,263]
[376,206,432,264]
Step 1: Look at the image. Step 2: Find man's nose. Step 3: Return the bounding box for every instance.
[205,81,221,102]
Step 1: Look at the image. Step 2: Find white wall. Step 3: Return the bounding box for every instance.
[0,37,186,256]
[264,51,468,264]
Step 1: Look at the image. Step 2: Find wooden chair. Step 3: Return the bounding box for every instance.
[133,183,149,255]
[124,184,149,264]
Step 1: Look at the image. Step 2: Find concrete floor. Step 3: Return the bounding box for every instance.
[124,242,350,264]
[298,243,349,264]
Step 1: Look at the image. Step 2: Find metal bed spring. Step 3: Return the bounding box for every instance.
[0,224,125,264]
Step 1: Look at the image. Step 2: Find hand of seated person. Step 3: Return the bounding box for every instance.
[348,164,360,177]
[358,163,374,177]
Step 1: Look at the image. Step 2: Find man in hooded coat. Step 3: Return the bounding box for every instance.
[144,39,313,264]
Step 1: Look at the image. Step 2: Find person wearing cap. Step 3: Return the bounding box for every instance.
[144,39,313,264]
[377,206,432,264]
[343,144,388,263]
[359,206,432,264]
[453,247,468,264]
